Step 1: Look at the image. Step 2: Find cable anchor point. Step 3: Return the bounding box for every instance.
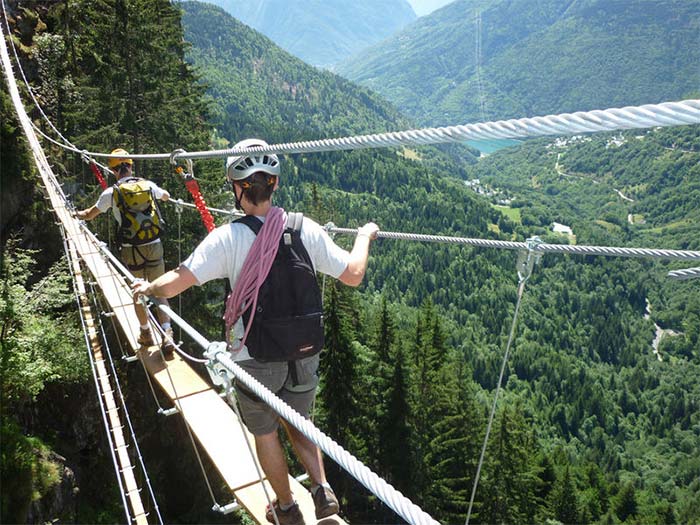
[517,236,543,283]
[204,341,233,388]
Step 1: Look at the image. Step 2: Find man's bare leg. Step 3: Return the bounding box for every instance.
[255,431,294,505]
[282,420,327,486]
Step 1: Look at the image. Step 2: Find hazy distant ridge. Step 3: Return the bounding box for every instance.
[339,0,700,125]
[194,0,417,68]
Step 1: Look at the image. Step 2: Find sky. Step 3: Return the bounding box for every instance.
[406,0,455,16]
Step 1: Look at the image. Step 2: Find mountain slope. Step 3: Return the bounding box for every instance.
[189,0,416,68]
[339,0,700,125]
[179,1,410,140]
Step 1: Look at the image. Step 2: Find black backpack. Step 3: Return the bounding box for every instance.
[236,212,324,362]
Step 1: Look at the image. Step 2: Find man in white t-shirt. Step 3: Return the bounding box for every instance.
[131,139,378,525]
[77,148,176,354]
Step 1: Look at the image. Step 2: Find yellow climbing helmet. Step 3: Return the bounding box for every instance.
[107,148,134,169]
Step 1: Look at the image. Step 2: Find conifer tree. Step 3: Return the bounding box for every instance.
[476,405,539,523]
[424,359,483,524]
[615,482,638,523]
[372,296,400,472]
[318,281,363,505]
[550,465,579,524]
[409,300,443,501]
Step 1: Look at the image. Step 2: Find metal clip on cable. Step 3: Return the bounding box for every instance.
[170,148,194,178]
[517,236,543,283]
[204,341,232,388]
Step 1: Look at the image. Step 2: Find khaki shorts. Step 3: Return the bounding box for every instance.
[235,354,320,435]
[119,242,165,281]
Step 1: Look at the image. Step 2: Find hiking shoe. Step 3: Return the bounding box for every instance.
[265,500,304,525]
[312,485,339,519]
[161,327,176,357]
[138,328,154,347]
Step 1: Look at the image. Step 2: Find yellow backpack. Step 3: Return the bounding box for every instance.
[112,178,164,245]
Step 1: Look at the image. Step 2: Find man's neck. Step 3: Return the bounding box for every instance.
[243,200,272,217]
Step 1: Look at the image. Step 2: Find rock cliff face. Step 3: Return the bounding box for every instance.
[27,454,78,524]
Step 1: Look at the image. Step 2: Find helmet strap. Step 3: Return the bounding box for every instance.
[232,182,244,211]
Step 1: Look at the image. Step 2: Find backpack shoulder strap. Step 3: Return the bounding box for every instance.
[286,212,304,232]
[116,176,141,187]
[235,215,263,235]
[112,183,125,206]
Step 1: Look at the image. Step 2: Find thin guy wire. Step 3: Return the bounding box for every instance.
[222,376,280,525]
[142,306,221,508]
[465,276,528,525]
[177,205,183,342]
[94,286,130,361]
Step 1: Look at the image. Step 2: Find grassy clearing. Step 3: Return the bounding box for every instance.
[492,204,522,224]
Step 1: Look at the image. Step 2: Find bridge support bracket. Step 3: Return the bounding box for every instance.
[158,407,179,417]
[212,501,239,515]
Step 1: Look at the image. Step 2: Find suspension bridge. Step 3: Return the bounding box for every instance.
[2,8,700,525]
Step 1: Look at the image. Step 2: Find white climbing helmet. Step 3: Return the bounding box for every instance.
[226,138,280,181]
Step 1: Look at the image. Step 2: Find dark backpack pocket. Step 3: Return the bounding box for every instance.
[247,312,324,362]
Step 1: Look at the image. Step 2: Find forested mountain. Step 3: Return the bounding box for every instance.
[2,0,699,524]
[339,0,700,125]
[186,0,416,68]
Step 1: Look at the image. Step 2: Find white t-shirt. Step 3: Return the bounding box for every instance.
[183,214,350,360]
[96,179,168,246]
